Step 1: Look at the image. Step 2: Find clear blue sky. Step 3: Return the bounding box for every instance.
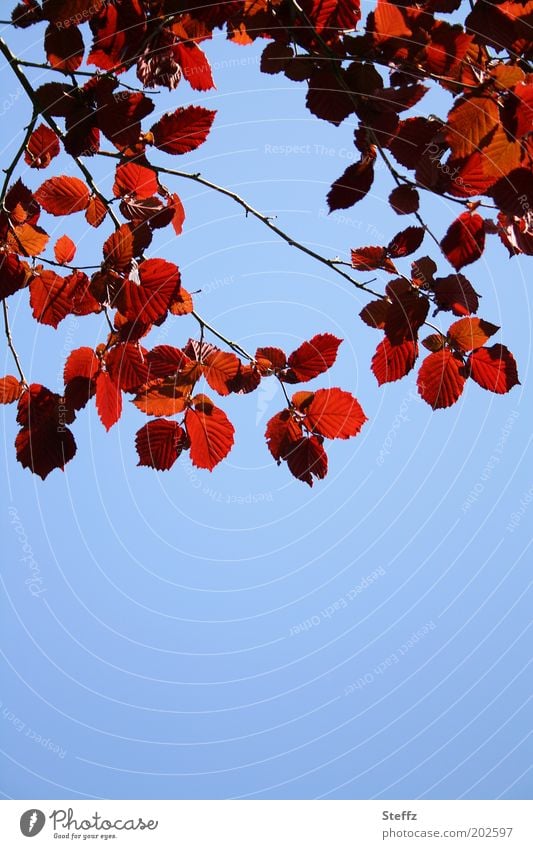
[1,21,531,800]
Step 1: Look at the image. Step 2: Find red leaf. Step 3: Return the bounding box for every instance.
[202,349,241,396]
[185,396,235,470]
[0,253,30,299]
[54,234,76,264]
[64,347,99,383]
[95,371,122,430]
[388,226,425,258]
[135,419,186,470]
[351,246,397,273]
[441,212,485,271]
[286,436,328,487]
[43,0,100,25]
[0,375,23,404]
[417,350,466,409]
[389,185,419,215]
[16,421,76,479]
[360,299,390,329]
[119,258,181,325]
[448,317,499,353]
[150,106,216,155]
[24,124,60,169]
[105,343,149,392]
[285,333,342,383]
[385,287,429,344]
[34,175,90,215]
[85,194,107,228]
[15,384,76,479]
[167,192,186,235]
[388,117,439,169]
[30,269,99,327]
[304,388,367,439]
[265,409,303,461]
[306,68,356,125]
[30,269,72,328]
[227,363,262,394]
[146,345,190,378]
[113,162,159,200]
[372,338,418,385]
[327,153,375,211]
[175,42,215,91]
[255,347,287,371]
[468,345,520,394]
[431,273,479,316]
[44,23,84,71]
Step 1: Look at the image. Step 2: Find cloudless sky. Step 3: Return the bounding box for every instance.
[1,18,531,800]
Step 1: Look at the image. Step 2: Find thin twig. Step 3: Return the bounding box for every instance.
[2,300,27,385]
[192,310,254,362]
[97,150,385,300]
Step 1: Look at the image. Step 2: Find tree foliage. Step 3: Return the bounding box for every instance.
[0,0,529,482]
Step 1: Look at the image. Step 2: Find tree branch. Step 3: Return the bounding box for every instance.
[96,150,387,300]
[0,37,121,230]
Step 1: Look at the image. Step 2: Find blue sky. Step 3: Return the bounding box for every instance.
[1,21,531,799]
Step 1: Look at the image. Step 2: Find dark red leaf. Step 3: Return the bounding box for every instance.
[136,419,186,470]
[150,106,216,155]
[441,212,485,270]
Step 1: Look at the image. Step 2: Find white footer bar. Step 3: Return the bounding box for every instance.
[1,800,531,847]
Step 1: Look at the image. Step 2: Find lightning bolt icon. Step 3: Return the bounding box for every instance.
[28,811,38,833]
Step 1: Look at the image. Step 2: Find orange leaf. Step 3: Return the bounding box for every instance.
[0,375,23,404]
[12,223,49,257]
[132,380,188,417]
[445,95,499,159]
[85,194,107,228]
[169,287,193,316]
[448,317,499,352]
[417,350,466,409]
[304,388,367,439]
[95,371,122,430]
[35,175,90,216]
[54,234,76,264]
[202,349,240,396]
[185,396,235,470]
[468,344,519,394]
[136,419,186,470]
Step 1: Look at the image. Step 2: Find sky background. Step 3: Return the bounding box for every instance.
[0,15,531,800]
